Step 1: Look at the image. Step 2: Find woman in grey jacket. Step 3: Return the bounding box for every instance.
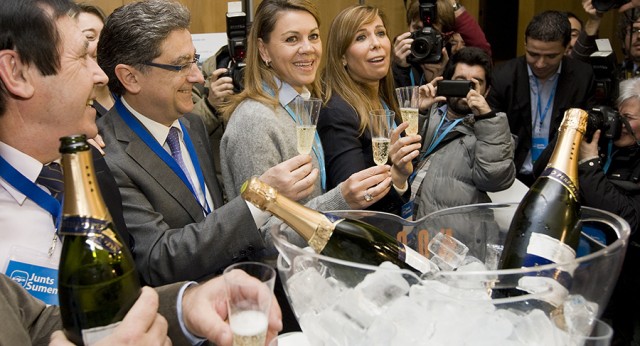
[411,47,516,218]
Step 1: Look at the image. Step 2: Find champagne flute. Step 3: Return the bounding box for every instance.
[224,262,276,346]
[395,86,420,135]
[369,109,394,166]
[293,97,322,155]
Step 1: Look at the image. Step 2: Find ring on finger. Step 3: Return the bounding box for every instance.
[364,190,374,202]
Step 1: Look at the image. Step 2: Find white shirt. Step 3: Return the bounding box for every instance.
[0,141,61,273]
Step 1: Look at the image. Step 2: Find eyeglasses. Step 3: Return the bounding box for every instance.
[142,54,200,73]
[630,28,640,36]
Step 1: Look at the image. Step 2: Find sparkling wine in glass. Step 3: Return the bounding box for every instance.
[369,109,394,166]
[395,86,420,135]
[293,97,322,155]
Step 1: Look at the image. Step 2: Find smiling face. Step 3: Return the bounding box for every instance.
[127,29,203,125]
[525,38,565,81]
[258,10,321,93]
[77,12,103,59]
[343,15,391,88]
[32,14,108,144]
[615,97,640,148]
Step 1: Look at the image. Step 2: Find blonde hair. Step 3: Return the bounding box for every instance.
[322,5,400,135]
[221,0,321,120]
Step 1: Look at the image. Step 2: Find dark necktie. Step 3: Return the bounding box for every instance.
[166,126,195,190]
[36,162,64,203]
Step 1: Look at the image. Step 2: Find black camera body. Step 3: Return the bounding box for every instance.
[585,106,623,142]
[436,80,473,97]
[592,0,630,12]
[222,7,247,93]
[407,0,443,65]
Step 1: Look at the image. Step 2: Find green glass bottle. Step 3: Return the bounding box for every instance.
[497,108,588,308]
[57,135,140,345]
[241,177,433,275]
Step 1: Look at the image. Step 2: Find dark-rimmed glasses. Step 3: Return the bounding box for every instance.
[142,54,200,73]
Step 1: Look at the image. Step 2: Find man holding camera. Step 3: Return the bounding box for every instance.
[578,77,640,345]
[407,47,515,219]
[487,10,595,186]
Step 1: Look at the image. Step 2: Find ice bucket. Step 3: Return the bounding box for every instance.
[270,203,631,345]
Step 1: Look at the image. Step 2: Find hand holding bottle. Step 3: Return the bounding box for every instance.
[181,273,283,346]
[50,287,170,346]
[258,155,318,202]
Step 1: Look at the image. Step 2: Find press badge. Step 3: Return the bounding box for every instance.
[5,246,59,305]
[531,137,548,163]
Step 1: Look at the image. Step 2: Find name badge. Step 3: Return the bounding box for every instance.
[531,136,548,163]
[401,200,414,220]
[5,246,59,305]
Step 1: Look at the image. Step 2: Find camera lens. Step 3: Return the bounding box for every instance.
[411,37,433,59]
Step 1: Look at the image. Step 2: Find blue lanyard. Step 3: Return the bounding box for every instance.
[409,112,462,184]
[422,113,463,160]
[603,141,615,173]
[0,155,62,230]
[380,100,398,129]
[263,84,327,192]
[114,99,211,215]
[409,69,424,87]
[533,77,558,128]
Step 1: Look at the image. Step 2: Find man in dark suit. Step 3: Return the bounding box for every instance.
[487,10,595,186]
[96,0,315,288]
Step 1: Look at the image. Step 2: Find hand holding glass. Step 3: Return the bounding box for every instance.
[224,262,276,346]
[292,97,322,155]
[395,86,420,135]
[369,110,394,166]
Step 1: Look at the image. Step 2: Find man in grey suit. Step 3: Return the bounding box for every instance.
[96,0,317,287]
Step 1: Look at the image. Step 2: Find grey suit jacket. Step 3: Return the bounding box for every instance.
[97,107,264,286]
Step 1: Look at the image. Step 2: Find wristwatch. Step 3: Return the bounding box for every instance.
[452,2,461,11]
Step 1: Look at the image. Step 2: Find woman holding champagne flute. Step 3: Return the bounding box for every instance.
[317,4,423,215]
[220,0,391,212]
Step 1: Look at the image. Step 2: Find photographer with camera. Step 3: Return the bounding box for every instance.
[405,47,515,219]
[532,77,640,345]
[487,10,595,187]
[392,0,491,89]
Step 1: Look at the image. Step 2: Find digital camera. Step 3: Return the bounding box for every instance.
[222,4,247,93]
[407,0,443,65]
[585,106,623,142]
[592,0,630,12]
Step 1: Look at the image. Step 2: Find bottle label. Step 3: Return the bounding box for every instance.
[516,233,578,307]
[398,243,434,274]
[60,217,122,253]
[541,167,578,200]
[82,321,121,345]
[324,213,343,224]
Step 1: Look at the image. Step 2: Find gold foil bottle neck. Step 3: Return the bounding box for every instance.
[559,108,588,134]
[240,176,277,210]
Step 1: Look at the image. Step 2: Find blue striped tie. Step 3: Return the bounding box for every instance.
[36,162,64,203]
[166,127,195,190]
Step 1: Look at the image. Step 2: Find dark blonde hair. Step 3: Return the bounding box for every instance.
[322,5,399,135]
[222,0,321,120]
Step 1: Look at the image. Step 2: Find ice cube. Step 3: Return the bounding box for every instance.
[287,267,340,315]
[484,243,504,270]
[299,309,364,346]
[334,289,383,328]
[560,294,599,341]
[428,232,469,271]
[355,262,410,307]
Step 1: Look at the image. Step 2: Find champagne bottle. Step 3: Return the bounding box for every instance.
[497,108,588,308]
[57,135,141,345]
[240,177,433,274]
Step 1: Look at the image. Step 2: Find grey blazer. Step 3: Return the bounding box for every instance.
[98,108,265,286]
